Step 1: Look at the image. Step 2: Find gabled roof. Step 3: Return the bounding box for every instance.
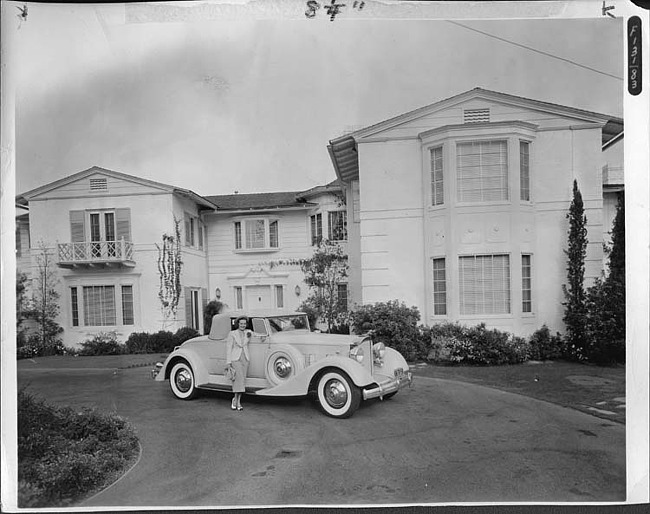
[205,191,314,211]
[16,166,218,210]
[328,87,624,183]
[206,181,342,212]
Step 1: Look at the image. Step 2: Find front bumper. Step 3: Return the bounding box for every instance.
[151,363,163,379]
[362,369,413,400]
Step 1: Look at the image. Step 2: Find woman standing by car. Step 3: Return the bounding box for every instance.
[226,315,251,411]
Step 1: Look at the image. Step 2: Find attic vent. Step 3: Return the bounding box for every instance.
[90,178,107,190]
[464,108,490,123]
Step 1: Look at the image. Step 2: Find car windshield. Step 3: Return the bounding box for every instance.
[267,315,310,333]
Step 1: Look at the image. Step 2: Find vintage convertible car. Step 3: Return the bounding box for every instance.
[152,310,412,418]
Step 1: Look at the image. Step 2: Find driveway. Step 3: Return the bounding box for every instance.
[17,356,625,506]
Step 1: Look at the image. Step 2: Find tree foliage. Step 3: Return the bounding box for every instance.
[585,192,626,363]
[22,242,63,354]
[300,239,349,332]
[156,217,183,328]
[562,180,589,359]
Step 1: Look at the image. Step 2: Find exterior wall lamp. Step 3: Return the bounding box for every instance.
[215,287,221,299]
[295,285,301,296]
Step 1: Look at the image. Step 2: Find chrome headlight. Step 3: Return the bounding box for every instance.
[349,345,364,363]
[373,342,386,366]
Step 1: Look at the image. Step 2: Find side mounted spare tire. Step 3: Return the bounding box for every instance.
[265,345,305,387]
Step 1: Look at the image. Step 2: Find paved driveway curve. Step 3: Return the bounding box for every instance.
[17,359,625,507]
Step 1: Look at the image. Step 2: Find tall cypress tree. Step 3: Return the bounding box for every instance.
[584,191,625,363]
[562,179,589,358]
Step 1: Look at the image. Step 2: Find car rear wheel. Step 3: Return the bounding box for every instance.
[316,370,361,418]
[169,361,198,400]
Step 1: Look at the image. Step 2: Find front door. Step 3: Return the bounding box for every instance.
[246,285,272,310]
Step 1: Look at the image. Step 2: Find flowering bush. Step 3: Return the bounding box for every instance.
[17,334,67,360]
[426,322,529,365]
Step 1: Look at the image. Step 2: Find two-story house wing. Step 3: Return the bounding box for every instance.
[203,181,347,313]
[16,166,216,347]
[328,88,624,337]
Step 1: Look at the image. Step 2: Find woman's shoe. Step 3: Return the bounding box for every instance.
[236,405,243,411]
[231,399,237,410]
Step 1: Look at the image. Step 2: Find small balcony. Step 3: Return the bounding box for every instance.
[58,240,135,269]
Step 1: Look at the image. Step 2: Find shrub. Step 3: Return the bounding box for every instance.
[150,330,176,352]
[298,299,320,332]
[528,325,565,361]
[173,326,199,345]
[17,390,139,507]
[78,332,125,356]
[203,300,224,335]
[17,334,67,360]
[426,322,529,366]
[350,300,425,361]
[124,332,153,354]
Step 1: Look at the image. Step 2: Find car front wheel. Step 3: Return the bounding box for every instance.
[316,370,361,418]
[169,361,198,400]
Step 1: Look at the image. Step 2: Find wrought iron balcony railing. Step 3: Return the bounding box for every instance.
[58,239,135,268]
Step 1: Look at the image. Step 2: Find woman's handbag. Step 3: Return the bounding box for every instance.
[224,364,236,382]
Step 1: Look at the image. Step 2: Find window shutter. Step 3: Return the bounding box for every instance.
[185,216,192,246]
[184,287,192,327]
[115,208,131,241]
[201,288,208,329]
[70,211,86,242]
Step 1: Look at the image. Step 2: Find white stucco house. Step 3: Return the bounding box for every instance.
[15,88,623,347]
[16,168,347,348]
[327,88,623,337]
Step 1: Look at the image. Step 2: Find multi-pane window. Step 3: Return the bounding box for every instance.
[520,141,530,201]
[71,284,134,327]
[432,258,447,315]
[275,285,284,308]
[457,140,508,202]
[234,222,242,249]
[328,211,348,241]
[71,287,79,327]
[459,254,511,315]
[121,285,134,325]
[522,254,532,313]
[337,283,348,311]
[234,286,243,309]
[234,219,279,250]
[83,286,117,326]
[198,223,204,250]
[430,147,444,206]
[310,213,323,245]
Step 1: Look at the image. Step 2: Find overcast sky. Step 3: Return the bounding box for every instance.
[14,1,623,196]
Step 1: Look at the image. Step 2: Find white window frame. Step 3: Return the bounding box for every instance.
[522,254,533,314]
[275,285,284,309]
[69,278,136,328]
[458,254,511,316]
[310,213,323,246]
[430,146,444,207]
[328,211,348,241]
[520,140,531,202]
[456,139,509,203]
[432,257,447,316]
[233,218,280,252]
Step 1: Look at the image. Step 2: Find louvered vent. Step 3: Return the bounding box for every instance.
[90,178,108,190]
[464,108,490,123]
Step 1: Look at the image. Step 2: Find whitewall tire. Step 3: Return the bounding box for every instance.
[316,370,361,419]
[169,361,198,400]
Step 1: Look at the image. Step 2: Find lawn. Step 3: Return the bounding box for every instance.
[412,360,626,424]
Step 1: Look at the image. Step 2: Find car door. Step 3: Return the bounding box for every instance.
[247,317,271,379]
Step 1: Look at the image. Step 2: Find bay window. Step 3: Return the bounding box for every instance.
[459,254,511,315]
[456,140,508,202]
